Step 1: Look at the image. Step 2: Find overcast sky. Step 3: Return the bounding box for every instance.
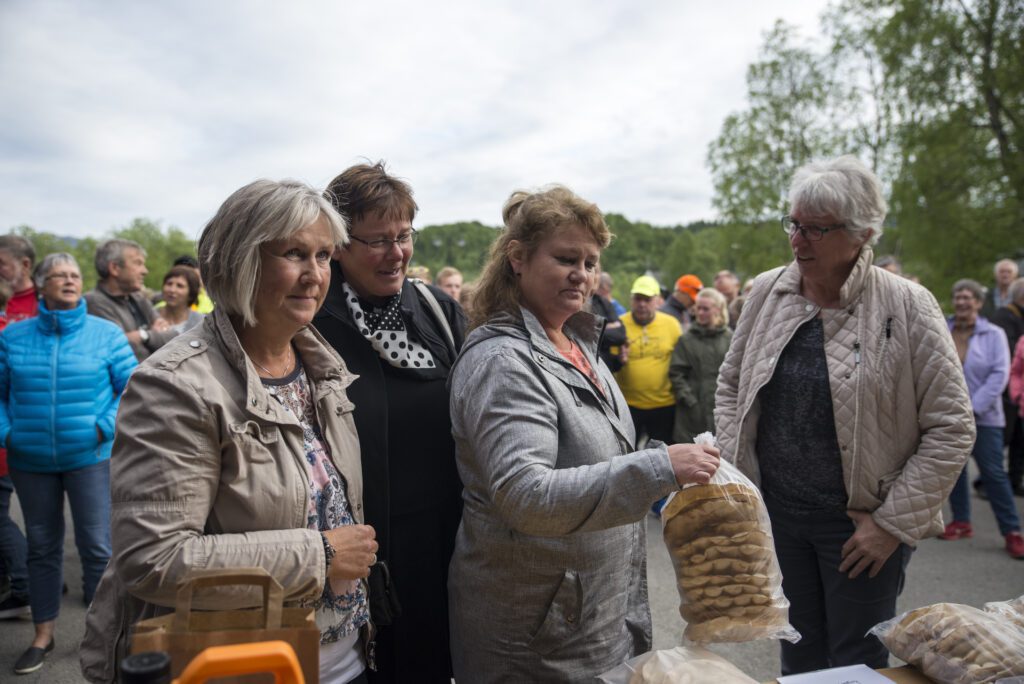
[1,0,831,239]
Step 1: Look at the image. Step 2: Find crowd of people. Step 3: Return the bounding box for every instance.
[0,156,1020,681]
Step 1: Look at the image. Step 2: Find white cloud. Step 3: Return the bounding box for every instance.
[0,0,830,239]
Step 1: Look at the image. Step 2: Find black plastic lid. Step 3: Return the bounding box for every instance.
[120,651,172,684]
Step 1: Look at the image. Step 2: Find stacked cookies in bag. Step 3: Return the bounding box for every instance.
[662,463,797,644]
[871,599,1024,683]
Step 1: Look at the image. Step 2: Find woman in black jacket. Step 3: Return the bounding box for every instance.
[314,161,465,683]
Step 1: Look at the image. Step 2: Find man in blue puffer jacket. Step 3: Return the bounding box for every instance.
[0,252,137,675]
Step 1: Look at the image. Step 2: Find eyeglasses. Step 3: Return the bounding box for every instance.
[781,216,846,241]
[44,272,82,282]
[348,229,418,254]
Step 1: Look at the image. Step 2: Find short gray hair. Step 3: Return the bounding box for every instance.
[33,253,80,290]
[952,278,985,302]
[198,179,348,327]
[995,258,1019,277]
[1008,277,1024,304]
[788,155,887,245]
[95,239,145,280]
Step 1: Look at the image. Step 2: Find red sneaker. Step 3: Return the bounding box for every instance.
[1006,532,1024,559]
[938,521,974,540]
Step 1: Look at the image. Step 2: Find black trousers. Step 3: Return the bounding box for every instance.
[766,501,913,674]
[629,405,676,447]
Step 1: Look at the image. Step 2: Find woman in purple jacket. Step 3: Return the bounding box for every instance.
[941,278,1023,558]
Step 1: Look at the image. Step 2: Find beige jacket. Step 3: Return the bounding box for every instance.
[714,247,974,546]
[81,309,364,683]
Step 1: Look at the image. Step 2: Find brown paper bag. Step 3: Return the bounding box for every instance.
[130,567,320,684]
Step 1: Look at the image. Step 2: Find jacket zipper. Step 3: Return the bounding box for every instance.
[50,323,60,467]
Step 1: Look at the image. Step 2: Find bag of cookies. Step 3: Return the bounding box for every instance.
[660,433,799,644]
[983,594,1024,632]
[596,645,757,684]
[870,601,1024,683]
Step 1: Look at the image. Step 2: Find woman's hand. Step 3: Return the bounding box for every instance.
[323,524,378,580]
[667,443,720,486]
[840,510,900,579]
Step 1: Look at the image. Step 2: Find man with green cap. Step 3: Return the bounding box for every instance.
[615,275,682,447]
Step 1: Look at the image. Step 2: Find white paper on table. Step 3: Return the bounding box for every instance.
[777,664,895,684]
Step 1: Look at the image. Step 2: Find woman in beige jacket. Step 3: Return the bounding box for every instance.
[714,157,974,675]
[81,180,378,684]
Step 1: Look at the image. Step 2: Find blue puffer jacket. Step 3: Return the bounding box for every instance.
[0,298,137,473]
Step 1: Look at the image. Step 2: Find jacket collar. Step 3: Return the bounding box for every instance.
[210,308,356,418]
[947,314,998,336]
[36,298,88,335]
[774,246,875,309]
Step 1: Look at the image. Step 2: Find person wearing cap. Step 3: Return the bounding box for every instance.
[615,275,682,446]
[661,274,703,332]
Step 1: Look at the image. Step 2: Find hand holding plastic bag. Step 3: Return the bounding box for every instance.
[660,433,799,644]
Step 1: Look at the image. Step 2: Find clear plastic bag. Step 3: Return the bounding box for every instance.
[660,433,799,644]
[983,594,1024,632]
[596,645,757,684]
[870,601,1024,683]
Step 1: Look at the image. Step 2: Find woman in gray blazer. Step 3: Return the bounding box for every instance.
[447,185,720,682]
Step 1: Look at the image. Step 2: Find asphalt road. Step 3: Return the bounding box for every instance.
[2,460,1022,682]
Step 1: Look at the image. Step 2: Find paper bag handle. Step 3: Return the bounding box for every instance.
[173,567,284,632]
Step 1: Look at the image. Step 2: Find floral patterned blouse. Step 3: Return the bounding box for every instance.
[263,361,370,644]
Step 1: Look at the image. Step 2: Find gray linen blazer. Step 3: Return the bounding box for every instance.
[447,308,679,682]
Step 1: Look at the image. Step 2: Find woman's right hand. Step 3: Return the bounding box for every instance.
[667,443,720,486]
[323,524,378,580]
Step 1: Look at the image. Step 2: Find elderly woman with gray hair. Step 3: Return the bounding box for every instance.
[0,253,136,675]
[82,180,377,684]
[715,156,975,674]
[939,279,1021,558]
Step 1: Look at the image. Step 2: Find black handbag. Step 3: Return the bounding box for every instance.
[368,560,402,626]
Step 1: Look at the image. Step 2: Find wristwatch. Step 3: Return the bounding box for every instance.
[138,327,150,344]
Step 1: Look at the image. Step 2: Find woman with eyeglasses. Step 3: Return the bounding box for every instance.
[314,162,465,683]
[0,253,136,675]
[715,156,974,674]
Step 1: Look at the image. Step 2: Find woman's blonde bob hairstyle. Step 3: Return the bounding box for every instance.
[695,287,729,329]
[198,179,348,327]
[470,185,611,329]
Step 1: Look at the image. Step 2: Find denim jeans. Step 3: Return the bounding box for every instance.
[949,425,1022,535]
[8,460,111,623]
[765,500,913,675]
[0,474,29,598]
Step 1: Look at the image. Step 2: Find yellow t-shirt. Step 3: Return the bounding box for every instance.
[614,311,681,409]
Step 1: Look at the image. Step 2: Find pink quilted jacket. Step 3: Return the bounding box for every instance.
[715,247,975,546]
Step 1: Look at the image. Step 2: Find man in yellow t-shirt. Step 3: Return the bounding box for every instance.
[615,275,682,446]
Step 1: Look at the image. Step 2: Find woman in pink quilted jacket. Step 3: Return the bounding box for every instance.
[715,156,974,675]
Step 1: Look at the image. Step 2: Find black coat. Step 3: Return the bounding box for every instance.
[314,262,466,682]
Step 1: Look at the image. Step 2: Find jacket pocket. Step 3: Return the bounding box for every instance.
[228,420,280,464]
[527,569,583,656]
[877,470,901,501]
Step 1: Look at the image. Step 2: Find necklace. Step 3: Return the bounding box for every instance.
[251,345,294,378]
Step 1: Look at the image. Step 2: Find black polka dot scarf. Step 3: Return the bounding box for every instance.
[341,283,437,370]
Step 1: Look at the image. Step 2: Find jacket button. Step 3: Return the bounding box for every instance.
[189,340,201,348]
[804,304,814,312]
[251,398,257,406]
[566,614,576,623]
